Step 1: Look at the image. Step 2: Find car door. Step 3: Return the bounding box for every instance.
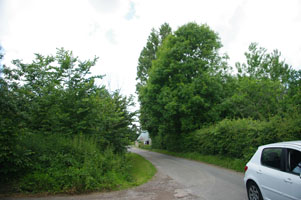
[258,147,292,200]
[284,148,301,200]
[283,172,301,200]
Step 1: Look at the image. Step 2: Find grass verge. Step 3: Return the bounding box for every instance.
[123,153,157,188]
[139,145,245,172]
[0,152,156,197]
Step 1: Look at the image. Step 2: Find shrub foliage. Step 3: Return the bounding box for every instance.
[183,115,301,161]
[16,134,131,193]
[0,49,137,193]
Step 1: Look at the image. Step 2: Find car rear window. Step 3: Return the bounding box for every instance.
[261,148,282,170]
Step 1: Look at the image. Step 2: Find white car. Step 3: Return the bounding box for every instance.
[244,141,301,200]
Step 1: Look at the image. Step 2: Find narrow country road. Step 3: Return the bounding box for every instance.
[130,147,248,200]
[1,147,248,200]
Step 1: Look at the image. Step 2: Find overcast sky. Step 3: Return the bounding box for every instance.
[1,0,301,102]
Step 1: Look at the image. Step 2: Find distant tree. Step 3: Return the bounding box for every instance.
[220,77,285,120]
[139,23,227,150]
[230,43,301,119]
[136,23,172,91]
[236,43,293,84]
[136,23,172,141]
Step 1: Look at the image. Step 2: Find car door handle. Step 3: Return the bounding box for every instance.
[284,178,293,184]
[256,170,262,174]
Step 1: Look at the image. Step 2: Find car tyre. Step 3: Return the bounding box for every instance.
[247,182,263,200]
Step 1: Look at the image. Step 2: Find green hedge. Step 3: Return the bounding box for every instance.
[182,113,301,161]
[1,134,132,194]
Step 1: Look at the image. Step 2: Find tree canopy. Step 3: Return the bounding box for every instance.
[0,49,137,180]
[136,23,172,91]
[137,23,229,150]
[136,22,301,151]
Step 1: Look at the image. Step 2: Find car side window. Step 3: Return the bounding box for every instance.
[287,148,301,175]
[261,148,282,170]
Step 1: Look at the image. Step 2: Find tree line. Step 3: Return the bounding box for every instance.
[136,22,301,158]
[0,48,137,192]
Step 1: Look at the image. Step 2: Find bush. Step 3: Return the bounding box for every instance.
[4,134,132,194]
[0,49,137,192]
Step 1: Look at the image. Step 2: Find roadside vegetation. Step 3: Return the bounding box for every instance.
[136,23,301,165]
[126,153,157,187]
[1,21,300,194]
[0,49,151,194]
[9,135,131,194]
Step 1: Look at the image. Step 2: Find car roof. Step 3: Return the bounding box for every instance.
[260,141,301,151]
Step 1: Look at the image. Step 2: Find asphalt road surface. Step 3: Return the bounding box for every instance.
[1,147,248,200]
[130,147,248,200]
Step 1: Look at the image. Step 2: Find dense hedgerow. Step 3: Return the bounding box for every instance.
[3,134,132,193]
[182,112,301,161]
[0,49,138,194]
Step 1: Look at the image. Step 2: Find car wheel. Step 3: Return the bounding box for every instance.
[247,182,263,200]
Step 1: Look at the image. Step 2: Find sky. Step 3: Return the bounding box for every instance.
[1,0,301,105]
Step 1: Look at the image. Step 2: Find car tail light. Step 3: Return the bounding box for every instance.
[244,166,248,173]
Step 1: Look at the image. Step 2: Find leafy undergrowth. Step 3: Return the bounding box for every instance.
[0,135,156,196]
[140,145,245,172]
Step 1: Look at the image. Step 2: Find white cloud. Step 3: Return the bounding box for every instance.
[89,0,120,14]
[0,0,300,103]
